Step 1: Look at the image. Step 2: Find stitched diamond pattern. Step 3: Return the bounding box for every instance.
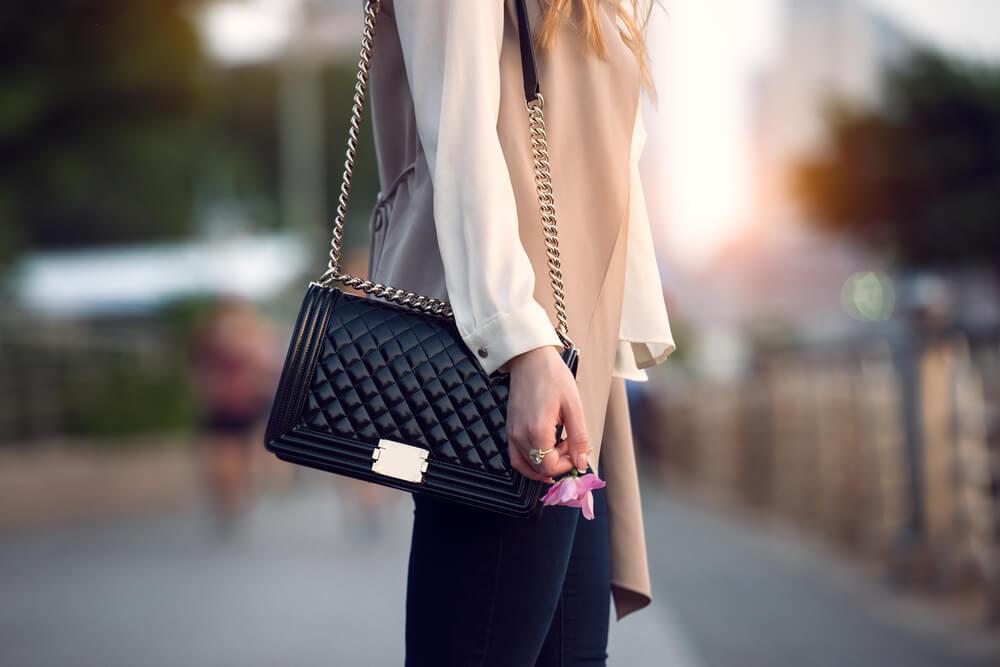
[299,294,512,475]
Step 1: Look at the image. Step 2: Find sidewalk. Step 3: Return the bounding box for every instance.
[0,471,693,667]
[1,444,997,666]
[0,438,200,531]
[0,436,295,531]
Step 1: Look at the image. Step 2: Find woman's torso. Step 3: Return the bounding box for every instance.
[366,0,641,331]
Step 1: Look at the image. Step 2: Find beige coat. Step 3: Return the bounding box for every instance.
[366,0,656,620]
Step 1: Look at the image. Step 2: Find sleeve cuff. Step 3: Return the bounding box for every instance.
[631,340,676,370]
[613,340,649,382]
[458,300,563,376]
[613,339,677,381]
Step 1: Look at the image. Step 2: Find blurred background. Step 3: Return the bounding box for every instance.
[1,1,999,665]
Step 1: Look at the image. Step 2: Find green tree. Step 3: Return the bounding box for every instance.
[0,1,381,268]
[794,48,1000,268]
[0,1,210,258]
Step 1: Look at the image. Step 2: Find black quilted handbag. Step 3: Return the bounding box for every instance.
[263,0,578,518]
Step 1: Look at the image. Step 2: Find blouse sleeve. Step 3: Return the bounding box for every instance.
[391,0,562,376]
[613,106,677,381]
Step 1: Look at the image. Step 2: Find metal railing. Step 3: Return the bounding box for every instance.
[647,325,1000,625]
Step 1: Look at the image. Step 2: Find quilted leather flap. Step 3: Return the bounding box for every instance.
[299,291,515,476]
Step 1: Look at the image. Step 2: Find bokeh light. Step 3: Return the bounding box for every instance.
[841,270,896,321]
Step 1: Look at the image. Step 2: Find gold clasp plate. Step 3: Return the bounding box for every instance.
[371,438,429,483]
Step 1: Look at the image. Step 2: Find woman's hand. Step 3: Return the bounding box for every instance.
[503,346,591,483]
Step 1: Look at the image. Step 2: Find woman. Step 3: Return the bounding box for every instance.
[189,296,281,530]
[365,1,675,664]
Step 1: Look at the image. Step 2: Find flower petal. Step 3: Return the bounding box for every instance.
[578,473,606,492]
[557,476,581,504]
[581,490,595,520]
[541,481,564,505]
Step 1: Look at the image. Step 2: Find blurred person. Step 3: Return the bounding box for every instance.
[361,1,675,665]
[327,246,407,544]
[188,295,281,532]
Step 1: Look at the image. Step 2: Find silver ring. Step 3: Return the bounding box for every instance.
[528,447,554,465]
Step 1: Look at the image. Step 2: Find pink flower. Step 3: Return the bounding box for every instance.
[540,471,606,520]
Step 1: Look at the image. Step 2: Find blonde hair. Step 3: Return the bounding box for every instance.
[537,0,655,94]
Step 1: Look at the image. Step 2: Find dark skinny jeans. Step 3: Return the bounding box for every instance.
[404,485,611,667]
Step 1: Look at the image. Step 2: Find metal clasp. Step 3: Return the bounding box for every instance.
[371,438,429,484]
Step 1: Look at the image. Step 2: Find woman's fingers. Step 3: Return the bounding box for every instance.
[528,420,575,478]
[560,392,591,472]
[508,438,554,483]
[509,420,572,481]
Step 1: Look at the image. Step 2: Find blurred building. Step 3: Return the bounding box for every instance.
[10,232,310,317]
[674,0,916,379]
[200,0,369,235]
[752,0,913,229]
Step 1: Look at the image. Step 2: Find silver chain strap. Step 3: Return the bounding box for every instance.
[317,0,574,349]
[526,95,571,348]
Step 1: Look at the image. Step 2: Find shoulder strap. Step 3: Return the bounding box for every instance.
[514,0,541,103]
[317,0,573,350]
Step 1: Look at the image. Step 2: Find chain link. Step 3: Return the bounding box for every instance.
[318,0,573,346]
[527,95,572,349]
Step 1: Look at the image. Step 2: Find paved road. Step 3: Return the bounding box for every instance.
[0,473,996,666]
[642,489,999,667]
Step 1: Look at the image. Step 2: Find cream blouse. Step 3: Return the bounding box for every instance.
[392,1,675,380]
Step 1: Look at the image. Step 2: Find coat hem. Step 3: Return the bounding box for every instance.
[611,581,652,621]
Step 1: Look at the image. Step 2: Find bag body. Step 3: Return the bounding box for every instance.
[265,284,579,517]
